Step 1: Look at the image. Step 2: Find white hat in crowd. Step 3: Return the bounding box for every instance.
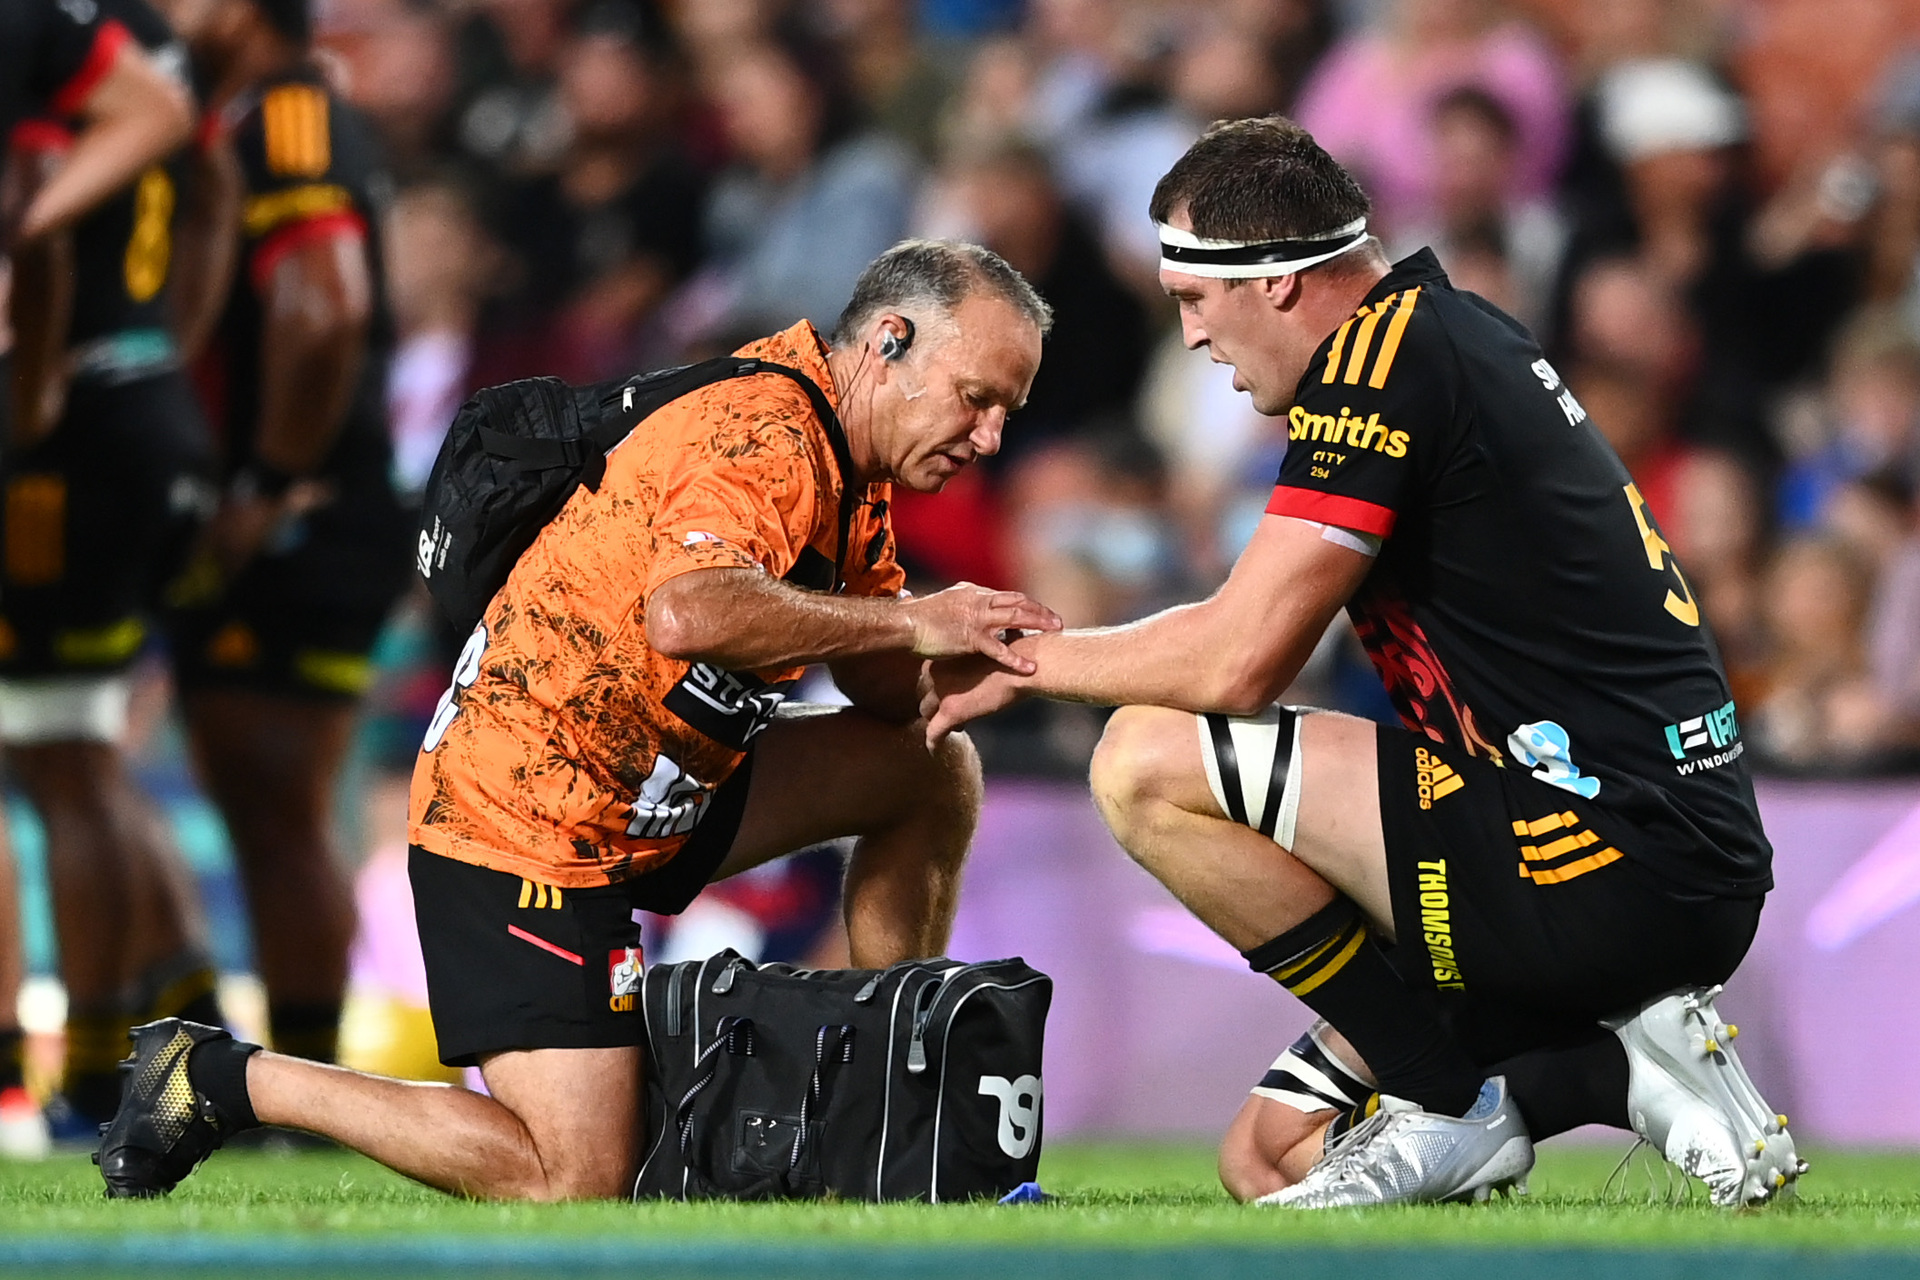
[1599,59,1747,162]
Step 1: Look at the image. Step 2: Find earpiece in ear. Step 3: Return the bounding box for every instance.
[878,316,916,361]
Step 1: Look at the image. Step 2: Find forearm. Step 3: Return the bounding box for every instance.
[649,571,914,671]
[254,292,365,474]
[6,227,73,447]
[170,142,241,362]
[1015,591,1334,716]
[16,117,184,245]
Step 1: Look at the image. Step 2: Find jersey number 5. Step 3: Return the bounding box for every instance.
[1624,483,1700,627]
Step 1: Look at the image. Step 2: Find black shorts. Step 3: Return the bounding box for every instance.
[0,371,216,676]
[168,469,413,702]
[1375,727,1761,1064]
[409,753,755,1066]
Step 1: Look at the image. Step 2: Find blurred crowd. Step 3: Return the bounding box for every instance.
[332,0,1920,777]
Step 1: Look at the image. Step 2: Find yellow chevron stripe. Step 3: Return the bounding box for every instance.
[1367,286,1422,388]
[1343,293,1396,384]
[1522,847,1623,885]
[1323,318,1356,384]
[1288,926,1368,996]
[1270,921,1359,982]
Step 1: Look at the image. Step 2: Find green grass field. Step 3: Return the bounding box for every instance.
[3,1141,1920,1263]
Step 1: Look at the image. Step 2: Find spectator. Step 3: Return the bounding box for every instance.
[1779,313,1920,530]
[687,32,917,343]
[482,0,706,383]
[1293,0,1569,239]
[321,0,460,181]
[385,179,498,496]
[817,0,957,158]
[1750,535,1894,771]
[920,140,1150,463]
[1393,85,1565,331]
[448,0,577,180]
[1554,58,1861,468]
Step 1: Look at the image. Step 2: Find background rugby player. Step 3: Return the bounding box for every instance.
[927,117,1798,1209]
[159,0,412,1071]
[3,0,227,1141]
[96,240,1060,1202]
[0,0,196,1158]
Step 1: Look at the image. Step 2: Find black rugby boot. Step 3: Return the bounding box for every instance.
[94,1019,256,1198]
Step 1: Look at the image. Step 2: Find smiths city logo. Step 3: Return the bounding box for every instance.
[1288,405,1410,458]
[1414,747,1464,809]
[608,947,642,1012]
[1665,700,1742,775]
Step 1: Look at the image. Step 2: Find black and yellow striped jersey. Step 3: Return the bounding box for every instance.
[13,0,185,352]
[209,66,394,485]
[1270,249,1769,897]
[0,0,124,148]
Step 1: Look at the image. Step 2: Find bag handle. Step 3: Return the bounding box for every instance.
[672,1016,755,1162]
[790,1024,856,1174]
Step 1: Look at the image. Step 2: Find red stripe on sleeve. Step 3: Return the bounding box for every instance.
[1266,486,1398,538]
[9,119,74,153]
[50,19,132,117]
[248,209,367,291]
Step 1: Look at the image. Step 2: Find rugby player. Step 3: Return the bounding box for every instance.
[926,118,1798,1208]
[3,0,230,1141]
[156,0,413,1070]
[0,0,196,1157]
[96,239,1057,1200]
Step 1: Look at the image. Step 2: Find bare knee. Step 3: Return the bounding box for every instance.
[1089,705,1196,848]
[1218,1097,1329,1202]
[924,728,983,836]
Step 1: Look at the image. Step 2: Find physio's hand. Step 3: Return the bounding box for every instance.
[901,582,1061,672]
[921,655,1028,746]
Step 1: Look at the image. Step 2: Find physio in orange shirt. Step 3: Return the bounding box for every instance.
[99,238,1059,1203]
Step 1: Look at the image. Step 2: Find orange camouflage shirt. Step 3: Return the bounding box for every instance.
[410,321,904,887]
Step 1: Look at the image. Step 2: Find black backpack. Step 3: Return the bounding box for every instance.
[415,358,855,636]
[635,950,1052,1203]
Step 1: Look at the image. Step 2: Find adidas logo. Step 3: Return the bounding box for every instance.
[1414,747,1464,809]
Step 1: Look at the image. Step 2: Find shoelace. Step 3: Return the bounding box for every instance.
[1307,1108,1404,1186]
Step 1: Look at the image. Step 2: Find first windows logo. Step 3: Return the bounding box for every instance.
[1664,700,1742,775]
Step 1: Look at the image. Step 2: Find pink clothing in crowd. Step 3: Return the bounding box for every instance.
[1294,21,1569,237]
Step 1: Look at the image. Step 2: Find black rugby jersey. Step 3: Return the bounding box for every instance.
[209,66,394,484]
[0,0,125,158]
[1270,249,1771,896]
[15,0,185,361]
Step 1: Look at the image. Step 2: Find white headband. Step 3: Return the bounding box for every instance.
[1157,217,1369,278]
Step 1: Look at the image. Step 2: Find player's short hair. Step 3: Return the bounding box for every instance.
[1149,116,1372,253]
[833,239,1054,349]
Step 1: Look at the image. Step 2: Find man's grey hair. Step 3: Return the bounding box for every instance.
[832,239,1053,350]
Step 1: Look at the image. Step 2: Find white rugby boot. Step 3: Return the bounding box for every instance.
[1257,1076,1534,1208]
[0,1086,51,1160]
[1602,985,1805,1207]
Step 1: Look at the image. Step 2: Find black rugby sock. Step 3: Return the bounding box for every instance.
[135,952,226,1029]
[1243,897,1483,1117]
[186,1036,262,1131]
[1495,1029,1631,1140]
[268,1002,341,1065]
[0,1027,25,1093]
[64,1007,134,1123]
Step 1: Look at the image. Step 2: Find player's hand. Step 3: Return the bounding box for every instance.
[921,655,1027,746]
[900,582,1061,672]
[201,480,333,578]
